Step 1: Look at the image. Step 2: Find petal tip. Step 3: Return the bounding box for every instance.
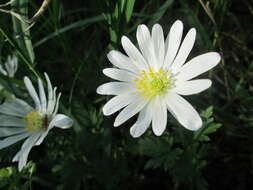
[96,86,103,94]
[130,132,139,138]
[214,52,221,62]
[207,80,212,88]
[174,20,183,27]
[153,129,164,136]
[121,36,128,43]
[102,107,110,116]
[192,121,203,131]
[23,76,29,82]
[107,51,114,58]
[153,23,161,28]
[209,52,221,67]
[152,23,163,34]
[185,118,203,131]
[102,68,109,75]
[189,28,197,35]
[113,121,120,127]
[130,126,141,138]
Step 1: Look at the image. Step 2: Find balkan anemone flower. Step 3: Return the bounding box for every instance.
[0,73,73,171]
[97,20,220,137]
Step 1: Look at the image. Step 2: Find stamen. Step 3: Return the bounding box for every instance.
[134,67,176,98]
[25,111,43,131]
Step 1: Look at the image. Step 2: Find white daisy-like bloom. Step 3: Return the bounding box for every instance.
[0,73,73,171]
[0,54,18,77]
[97,20,221,137]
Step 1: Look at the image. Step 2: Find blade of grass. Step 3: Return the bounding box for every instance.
[19,0,35,64]
[11,0,35,64]
[34,14,105,48]
[180,0,213,50]
[125,0,135,23]
[0,73,23,86]
[0,27,39,78]
[148,0,174,26]
[11,0,25,50]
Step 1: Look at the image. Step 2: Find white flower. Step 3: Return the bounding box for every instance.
[0,73,73,171]
[0,54,18,77]
[97,20,221,137]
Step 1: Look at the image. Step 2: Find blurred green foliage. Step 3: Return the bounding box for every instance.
[0,0,253,189]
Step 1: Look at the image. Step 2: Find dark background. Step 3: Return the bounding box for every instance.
[0,0,253,189]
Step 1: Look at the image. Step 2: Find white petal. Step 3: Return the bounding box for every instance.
[24,77,41,111]
[45,73,54,113]
[0,132,30,150]
[103,68,137,82]
[171,28,196,72]
[17,152,28,171]
[35,114,73,146]
[48,87,57,114]
[107,50,139,74]
[0,98,32,117]
[173,79,212,95]
[12,55,18,75]
[13,133,41,171]
[5,56,13,77]
[130,103,152,138]
[152,24,165,69]
[2,55,18,77]
[176,52,221,81]
[5,55,18,77]
[163,20,183,70]
[52,93,61,116]
[166,93,202,131]
[96,82,135,95]
[121,36,148,70]
[103,93,139,116]
[34,131,48,146]
[49,114,73,129]
[0,64,7,76]
[114,96,148,127]
[0,128,26,137]
[136,24,156,68]
[13,132,38,162]
[151,96,167,136]
[38,78,47,113]
[0,115,26,127]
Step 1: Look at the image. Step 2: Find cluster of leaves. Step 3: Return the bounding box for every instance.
[0,0,252,189]
[135,107,221,190]
[0,162,35,190]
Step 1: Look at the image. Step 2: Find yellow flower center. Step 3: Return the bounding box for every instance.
[134,67,176,98]
[25,111,44,131]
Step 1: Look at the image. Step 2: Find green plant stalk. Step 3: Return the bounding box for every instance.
[11,0,35,64]
[0,27,39,78]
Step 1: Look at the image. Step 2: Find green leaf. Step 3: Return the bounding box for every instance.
[148,0,174,26]
[201,106,214,119]
[125,0,135,23]
[138,136,183,170]
[194,106,222,142]
[34,15,105,48]
[0,167,13,178]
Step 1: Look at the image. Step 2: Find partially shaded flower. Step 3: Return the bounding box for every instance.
[97,20,220,137]
[0,54,18,77]
[0,73,73,171]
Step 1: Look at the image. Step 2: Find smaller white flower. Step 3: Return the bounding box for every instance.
[0,73,73,171]
[0,54,18,78]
